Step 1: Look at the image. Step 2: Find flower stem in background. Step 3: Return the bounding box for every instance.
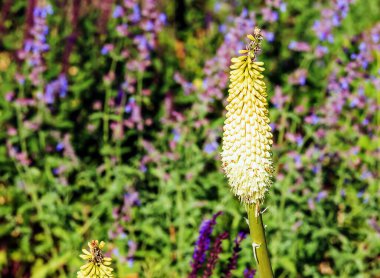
[247,204,273,278]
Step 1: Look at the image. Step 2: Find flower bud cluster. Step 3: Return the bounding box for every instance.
[222,29,274,204]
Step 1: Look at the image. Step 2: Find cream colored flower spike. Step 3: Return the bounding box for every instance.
[221,28,274,204]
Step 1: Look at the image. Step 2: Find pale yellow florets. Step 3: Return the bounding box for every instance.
[221,30,273,204]
[77,240,113,278]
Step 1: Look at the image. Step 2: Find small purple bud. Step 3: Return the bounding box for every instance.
[56,142,64,152]
[112,5,124,18]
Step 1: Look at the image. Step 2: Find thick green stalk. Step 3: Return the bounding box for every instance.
[247,204,274,278]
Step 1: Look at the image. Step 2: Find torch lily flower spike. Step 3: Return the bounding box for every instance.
[222,27,274,205]
[77,240,113,278]
[222,27,274,278]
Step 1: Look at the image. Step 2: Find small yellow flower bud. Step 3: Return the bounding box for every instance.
[222,29,273,204]
[77,240,114,278]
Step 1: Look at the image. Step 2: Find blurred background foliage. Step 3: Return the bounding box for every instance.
[0,0,379,277]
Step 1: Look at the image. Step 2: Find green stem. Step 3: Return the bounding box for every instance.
[136,69,143,147]
[102,60,117,183]
[116,92,127,163]
[247,204,274,278]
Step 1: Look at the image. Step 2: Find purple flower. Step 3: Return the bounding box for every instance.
[312,164,321,174]
[116,24,129,36]
[223,232,246,278]
[357,190,364,198]
[130,4,141,23]
[127,258,134,267]
[362,118,369,126]
[305,114,320,125]
[361,171,372,180]
[52,168,59,175]
[33,5,53,18]
[214,3,221,12]
[271,86,289,109]
[202,232,229,278]
[158,13,167,25]
[315,45,329,58]
[112,5,124,18]
[140,164,147,173]
[270,123,276,131]
[125,98,135,113]
[189,212,223,278]
[288,41,311,52]
[261,7,278,23]
[241,8,248,18]
[289,69,307,86]
[44,74,68,104]
[172,129,181,142]
[22,4,53,86]
[127,240,137,267]
[313,20,334,42]
[340,189,346,198]
[204,141,219,154]
[313,0,354,42]
[372,33,380,43]
[56,142,64,152]
[265,31,275,42]
[316,191,328,202]
[244,268,256,278]
[101,44,114,55]
[219,24,227,33]
[144,21,154,32]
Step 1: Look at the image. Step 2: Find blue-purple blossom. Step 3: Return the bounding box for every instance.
[189,212,223,278]
[127,240,137,267]
[316,191,328,202]
[271,86,289,109]
[288,41,311,52]
[261,7,278,22]
[101,44,114,55]
[204,141,219,154]
[315,45,329,58]
[172,129,181,142]
[130,4,141,23]
[56,142,64,152]
[265,31,275,42]
[158,13,167,25]
[125,98,136,113]
[312,164,321,174]
[313,0,354,42]
[223,232,246,278]
[289,69,307,85]
[305,114,320,125]
[113,5,124,18]
[21,4,53,86]
[313,20,334,42]
[202,232,229,278]
[243,268,256,278]
[340,189,346,197]
[44,74,68,104]
[219,24,227,33]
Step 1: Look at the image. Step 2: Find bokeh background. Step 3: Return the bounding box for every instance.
[0,0,379,277]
